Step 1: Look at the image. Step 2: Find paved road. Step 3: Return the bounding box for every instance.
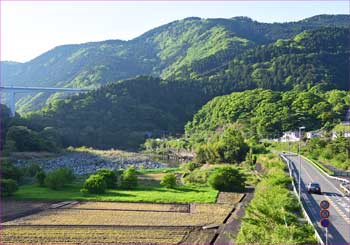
[283,153,350,245]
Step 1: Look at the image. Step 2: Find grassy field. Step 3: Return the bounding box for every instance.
[13,182,218,204]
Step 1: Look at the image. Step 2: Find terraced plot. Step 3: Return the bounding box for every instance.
[1,226,191,244]
[1,199,240,244]
[4,203,233,227]
[68,201,189,212]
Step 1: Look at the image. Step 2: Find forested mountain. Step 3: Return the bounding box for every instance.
[185,89,350,145]
[176,27,350,91]
[25,76,219,149]
[1,14,349,113]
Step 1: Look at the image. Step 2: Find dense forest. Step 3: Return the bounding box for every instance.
[0,104,59,153]
[185,89,350,145]
[24,76,218,149]
[177,27,350,91]
[1,15,349,113]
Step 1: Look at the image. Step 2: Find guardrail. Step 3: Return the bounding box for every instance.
[283,152,350,195]
[299,155,350,196]
[280,154,324,245]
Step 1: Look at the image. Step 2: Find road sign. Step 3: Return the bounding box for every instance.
[320,209,330,219]
[321,218,330,227]
[320,200,330,209]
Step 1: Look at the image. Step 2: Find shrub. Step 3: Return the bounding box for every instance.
[35,170,46,186]
[121,166,138,189]
[160,174,177,188]
[180,161,202,172]
[44,170,66,190]
[26,163,42,177]
[1,179,18,197]
[59,168,75,183]
[82,174,107,194]
[183,169,211,185]
[2,160,22,182]
[44,168,74,190]
[208,167,246,192]
[95,169,117,188]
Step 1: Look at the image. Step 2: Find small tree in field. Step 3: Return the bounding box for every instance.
[121,166,138,189]
[208,167,246,192]
[82,174,107,194]
[35,170,46,186]
[160,174,177,189]
[95,169,118,188]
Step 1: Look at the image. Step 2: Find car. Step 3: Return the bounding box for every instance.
[307,182,322,194]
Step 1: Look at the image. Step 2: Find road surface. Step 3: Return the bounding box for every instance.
[283,153,350,245]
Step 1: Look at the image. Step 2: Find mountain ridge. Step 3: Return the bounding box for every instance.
[1,14,349,113]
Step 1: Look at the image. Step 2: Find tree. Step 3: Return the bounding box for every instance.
[208,167,246,192]
[44,168,75,190]
[82,174,107,194]
[160,174,177,188]
[121,166,138,189]
[1,179,18,197]
[95,169,118,188]
[219,126,249,163]
[35,171,46,186]
[2,160,22,182]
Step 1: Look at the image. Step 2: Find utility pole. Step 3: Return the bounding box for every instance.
[298,126,305,202]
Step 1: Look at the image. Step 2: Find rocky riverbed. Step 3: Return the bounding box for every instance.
[15,152,166,175]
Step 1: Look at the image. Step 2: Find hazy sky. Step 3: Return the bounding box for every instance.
[1,1,348,62]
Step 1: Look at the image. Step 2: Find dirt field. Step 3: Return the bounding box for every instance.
[1,226,194,244]
[4,203,232,226]
[67,201,190,212]
[1,200,54,222]
[1,198,240,244]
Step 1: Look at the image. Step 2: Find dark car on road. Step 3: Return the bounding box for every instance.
[307,182,322,194]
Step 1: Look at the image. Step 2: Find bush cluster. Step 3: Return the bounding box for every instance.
[82,174,107,194]
[160,174,177,188]
[95,169,117,188]
[44,168,75,190]
[81,167,138,194]
[121,167,138,189]
[1,179,18,197]
[180,161,202,173]
[208,166,246,192]
[1,161,22,197]
[183,169,211,185]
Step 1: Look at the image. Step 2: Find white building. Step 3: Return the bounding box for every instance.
[332,131,350,140]
[280,131,300,142]
[306,130,323,139]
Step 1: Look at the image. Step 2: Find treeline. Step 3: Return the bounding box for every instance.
[304,135,350,170]
[185,88,350,146]
[0,104,60,154]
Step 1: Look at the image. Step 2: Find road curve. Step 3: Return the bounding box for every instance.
[283,153,350,245]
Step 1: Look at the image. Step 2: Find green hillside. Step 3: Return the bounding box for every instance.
[25,76,218,149]
[1,15,349,113]
[185,89,350,145]
[183,27,350,91]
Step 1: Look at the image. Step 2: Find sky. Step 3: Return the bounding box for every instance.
[1,1,349,62]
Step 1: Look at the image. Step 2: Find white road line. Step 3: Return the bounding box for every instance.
[301,156,345,195]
